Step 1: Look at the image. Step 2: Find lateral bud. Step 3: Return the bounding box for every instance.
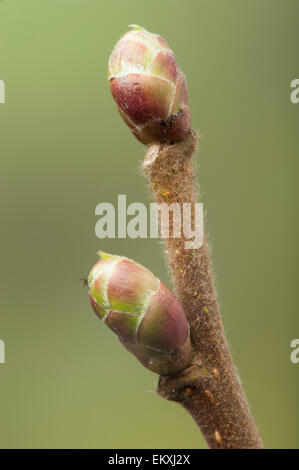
[88,251,192,375]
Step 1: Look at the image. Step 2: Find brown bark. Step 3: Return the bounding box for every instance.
[143,131,263,449]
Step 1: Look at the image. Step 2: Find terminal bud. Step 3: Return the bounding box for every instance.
[108,26,191,145]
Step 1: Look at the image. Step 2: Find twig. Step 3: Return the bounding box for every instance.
[143,131,263,449]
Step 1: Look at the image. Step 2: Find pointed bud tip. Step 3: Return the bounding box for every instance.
[97,250,120,260]
[128,24,146,31]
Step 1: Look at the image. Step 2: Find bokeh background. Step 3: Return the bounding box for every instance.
[0,0,298,449]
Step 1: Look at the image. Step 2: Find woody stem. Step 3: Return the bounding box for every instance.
[143,131,263,449]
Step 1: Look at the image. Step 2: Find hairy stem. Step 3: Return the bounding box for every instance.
[143,131,263,449]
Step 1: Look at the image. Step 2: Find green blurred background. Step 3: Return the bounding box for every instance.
[0,0,298,449]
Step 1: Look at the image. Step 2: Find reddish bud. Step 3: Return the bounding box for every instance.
[108,25,191,145]
[88,251,192,375]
